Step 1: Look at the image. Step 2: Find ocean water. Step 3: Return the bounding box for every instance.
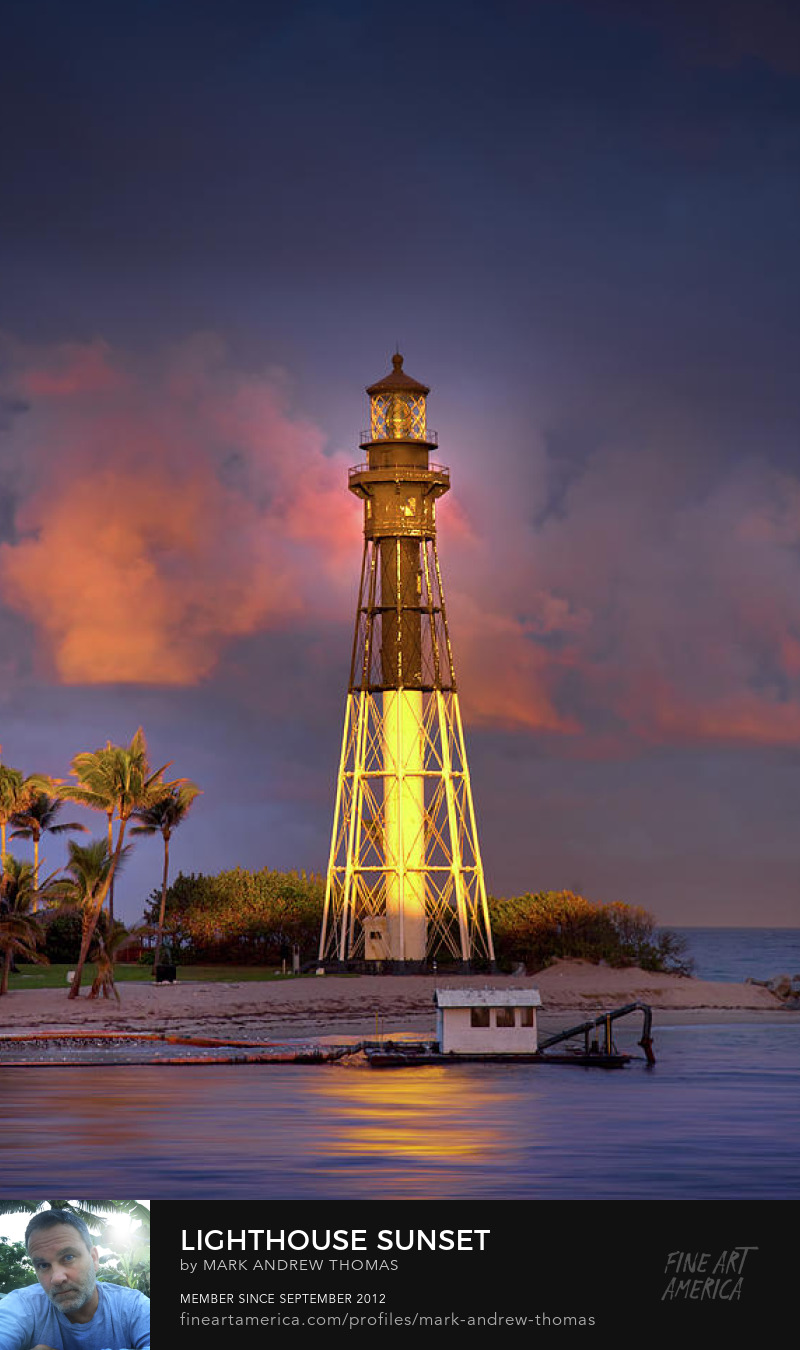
[0,1024,797,1200]
[674,927,800,984]
[0,929,797,1201]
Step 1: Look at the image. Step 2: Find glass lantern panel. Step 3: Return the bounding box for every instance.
[370,392,427,440]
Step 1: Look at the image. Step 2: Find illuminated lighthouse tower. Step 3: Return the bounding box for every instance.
[319,355,495,970]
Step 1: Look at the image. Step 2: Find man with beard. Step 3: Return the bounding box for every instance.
[0,1210,150,1349]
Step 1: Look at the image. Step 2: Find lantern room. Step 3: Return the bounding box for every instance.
[363,353,435,446]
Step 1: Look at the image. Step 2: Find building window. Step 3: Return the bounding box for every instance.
[470,1007,490,1028]
[496,1007,515,1028]
[519,1007,534,1027]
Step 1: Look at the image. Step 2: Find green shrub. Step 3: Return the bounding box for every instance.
[488,890,692,975]
[0,1237,35,1294]
[43,910,83,963]
[143,868,325,964]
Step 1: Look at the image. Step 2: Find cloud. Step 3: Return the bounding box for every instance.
[16,338,126,398]
[451,597,582,735]
[0,334,359,684]
[444,431,800,751]
[3,333,800,755]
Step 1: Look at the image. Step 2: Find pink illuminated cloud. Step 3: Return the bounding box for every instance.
[444,433,800,750]
[0,335,358,684]
[3,333,800,757]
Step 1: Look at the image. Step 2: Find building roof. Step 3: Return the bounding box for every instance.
[434,988,542,1007]
[366,353,430,396]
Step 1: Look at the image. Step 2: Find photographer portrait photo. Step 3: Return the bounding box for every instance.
[0,1203,149,1350]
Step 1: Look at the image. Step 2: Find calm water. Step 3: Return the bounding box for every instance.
[0,929,797,1200]
[675,926,800,983]
[0,1025,797,1199]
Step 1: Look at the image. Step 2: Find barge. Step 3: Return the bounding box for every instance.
[365,994,655,1069]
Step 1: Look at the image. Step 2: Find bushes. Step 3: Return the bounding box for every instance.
[43,910,83,963]
[144,868,324,964]
[488,890,692,975]
[142,871,691,975]
[0,1237,35,1293]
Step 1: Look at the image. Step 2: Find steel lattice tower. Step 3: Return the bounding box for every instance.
[319,355,495,970]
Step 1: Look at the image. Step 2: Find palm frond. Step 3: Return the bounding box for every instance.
[52,838,131,912]
[9,795,87,839]
[0,1200,139,1232]
[131,782,201,835]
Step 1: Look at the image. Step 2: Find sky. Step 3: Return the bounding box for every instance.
[1,0,799,926]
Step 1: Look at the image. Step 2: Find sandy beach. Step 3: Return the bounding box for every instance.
[0,960,793,1043]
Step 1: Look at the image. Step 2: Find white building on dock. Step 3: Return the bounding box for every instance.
[435,988,542,1055]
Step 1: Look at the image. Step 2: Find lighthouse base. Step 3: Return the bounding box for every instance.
[316,958,481,977]
[319,688,495,967]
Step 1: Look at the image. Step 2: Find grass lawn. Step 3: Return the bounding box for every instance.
[7,963,319,991]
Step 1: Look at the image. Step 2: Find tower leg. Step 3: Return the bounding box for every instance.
[436,689,471,962]
[319,695,352,963]
[452,693,496,966]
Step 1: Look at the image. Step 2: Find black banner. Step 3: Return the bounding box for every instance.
[151,1199,787,1342]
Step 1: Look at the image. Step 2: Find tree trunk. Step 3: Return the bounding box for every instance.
[68,819,128,999]
[69,917,95,1000]
[0,948,11,996]
[155,831,171,969]
[33,832,39,911]
[108,811,115,924]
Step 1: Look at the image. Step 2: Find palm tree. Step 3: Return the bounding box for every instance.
[58,730,175,998]
[57,730,174,926]
[10,793,87,904]
[54,743,121,922]
[0,1199,151,1236]
[0,767,51,862]
[0,857,48,996]
[87,912,135,1002]
[56,836,117,905]
[54,838,126,998]
[131,782,201,969]
[0,764,24,860]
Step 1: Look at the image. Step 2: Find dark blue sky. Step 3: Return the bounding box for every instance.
[1,0,799,924]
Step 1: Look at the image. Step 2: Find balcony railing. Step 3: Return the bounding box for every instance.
[349,461,449,478]
[360,429,438,446]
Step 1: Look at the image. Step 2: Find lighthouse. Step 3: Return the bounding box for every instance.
[319,356,494,970]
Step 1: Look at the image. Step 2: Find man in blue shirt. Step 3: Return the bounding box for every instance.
[0,1210,150,1350]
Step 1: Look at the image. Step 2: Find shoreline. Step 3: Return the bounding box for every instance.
[0,960,793,1046]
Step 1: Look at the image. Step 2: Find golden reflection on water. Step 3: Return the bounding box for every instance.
[309,1067,519,1163]
[1,1029,794,1199]
[1,1073,165,1154]
[0,1064,535,1196]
